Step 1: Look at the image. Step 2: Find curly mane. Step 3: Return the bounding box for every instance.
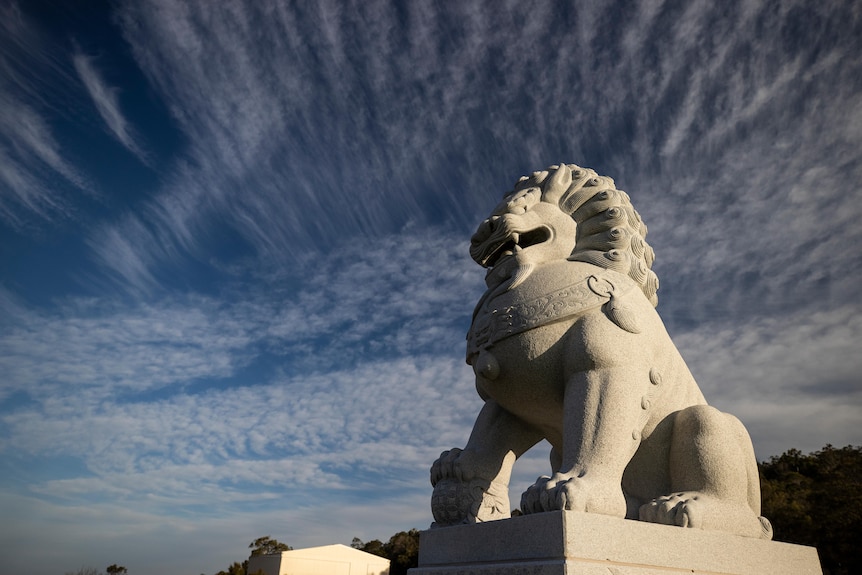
[512,164,659,306]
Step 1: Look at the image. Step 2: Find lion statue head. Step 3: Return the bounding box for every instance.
[469,163,659,306]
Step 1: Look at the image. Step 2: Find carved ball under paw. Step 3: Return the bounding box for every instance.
[431,473,511,527]
[431,477,472,526]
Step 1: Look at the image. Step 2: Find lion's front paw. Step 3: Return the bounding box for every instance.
[430,447,510,527]
[520,473,626,517]
[430,448,462,486]
[520,473,591,514]
[431,448,480,485]
[520,475,552,514]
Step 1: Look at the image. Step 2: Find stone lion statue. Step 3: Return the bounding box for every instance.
[430,163,772,539]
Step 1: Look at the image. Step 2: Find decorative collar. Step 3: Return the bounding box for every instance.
[467,269,638,358]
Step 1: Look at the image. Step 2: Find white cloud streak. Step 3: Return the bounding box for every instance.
[84,0,862,329]
[0,3,92,228]
[72,50,150,165]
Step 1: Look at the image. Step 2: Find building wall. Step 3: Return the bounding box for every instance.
[247,546,390,575]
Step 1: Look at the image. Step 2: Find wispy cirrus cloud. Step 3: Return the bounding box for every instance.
[101,0,572,288]
[89,0,862,325]
[0,285,255,401]
[72,50,149,165]
[0,83,88,226]
[0,3,91,228]
[1,227,485,571]
[5,354,475,486]
[3,227,476,399]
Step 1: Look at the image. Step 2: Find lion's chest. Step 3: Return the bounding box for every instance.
[472,319,577,426]
[467,264,608,419]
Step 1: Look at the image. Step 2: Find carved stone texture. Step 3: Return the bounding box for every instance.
[430,163,772,539]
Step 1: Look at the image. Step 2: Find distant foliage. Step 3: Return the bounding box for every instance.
[65,569,103,575]
[64,563,125,575]
[214,561,247,575]
[352,529,420,575]
[352,536,386,557]
[760,445,862,575]
[383,530,421,575]
[213,536,291,575]
[249,535,293,556]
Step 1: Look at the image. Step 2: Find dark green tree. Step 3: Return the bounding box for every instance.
[65,568,102,575]
[214,561,246,575]
[106,565,127,575]
[350,530,419,575]
[249,536,293,556]
[760,444,862,575]
[382,529,420,575]
[351,537,386,558]
[214,536,290,575]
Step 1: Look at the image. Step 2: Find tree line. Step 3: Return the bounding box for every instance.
[65,565,126,575]
[759,444,861,575]
[350,529,420,575]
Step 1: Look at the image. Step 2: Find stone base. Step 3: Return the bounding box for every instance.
[412,511,822,575]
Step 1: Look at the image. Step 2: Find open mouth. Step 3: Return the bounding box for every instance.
[483,226,551,268]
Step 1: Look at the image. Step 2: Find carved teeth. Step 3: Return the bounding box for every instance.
[512,232,520,245]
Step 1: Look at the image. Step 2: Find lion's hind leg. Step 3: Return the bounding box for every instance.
[638,405,773,539]
[430,400,543,527]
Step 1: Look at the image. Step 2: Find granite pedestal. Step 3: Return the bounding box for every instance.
[412,511,822,575]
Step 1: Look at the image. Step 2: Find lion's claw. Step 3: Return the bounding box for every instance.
[521,473,626,517]
[430,448,463,486]
[520,475,551,514]
[431,447,485,486]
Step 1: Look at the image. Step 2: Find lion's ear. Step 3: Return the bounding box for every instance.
[542,164,572,204]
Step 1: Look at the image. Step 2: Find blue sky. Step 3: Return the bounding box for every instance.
[1,1,861,573]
